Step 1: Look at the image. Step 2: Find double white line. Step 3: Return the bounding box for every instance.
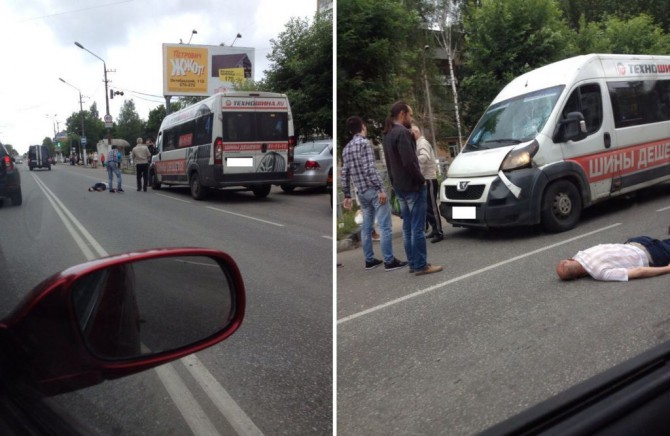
[32,174,263,436]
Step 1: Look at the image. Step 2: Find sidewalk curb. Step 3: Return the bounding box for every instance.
[336,215,404,253]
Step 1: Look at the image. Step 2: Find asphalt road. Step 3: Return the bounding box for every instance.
[0,163,333,435]
[337,183,670,435]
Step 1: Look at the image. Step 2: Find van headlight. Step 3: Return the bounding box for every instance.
[500,140,539,171]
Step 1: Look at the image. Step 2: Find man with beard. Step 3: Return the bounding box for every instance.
[382,101,442,276]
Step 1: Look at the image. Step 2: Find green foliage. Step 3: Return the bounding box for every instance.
[115,99,145,148]
[264,14,333,139]
[570,12,670,59]
[460,0,574,127]
[337,0,422,144]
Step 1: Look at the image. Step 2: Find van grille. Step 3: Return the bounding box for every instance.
[446,184,485,201]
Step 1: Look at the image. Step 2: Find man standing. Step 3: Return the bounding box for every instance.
[106,145,123,193]
[411,124,443,243]
[382,102,442,276]
[556,236,670,281]
[341,116,407,271]
[131,137,152,192]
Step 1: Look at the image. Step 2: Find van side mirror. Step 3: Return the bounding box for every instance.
[553,112,587,143]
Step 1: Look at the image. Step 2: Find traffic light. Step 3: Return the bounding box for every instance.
[57,142,61,148]
[110,89,125,99]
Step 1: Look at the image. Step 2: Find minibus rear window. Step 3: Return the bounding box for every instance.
[222,112,289,143]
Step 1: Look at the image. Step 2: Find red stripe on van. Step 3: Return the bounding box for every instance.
[567,139,670,182]
[222,143,288,152]
[155,159,187,175]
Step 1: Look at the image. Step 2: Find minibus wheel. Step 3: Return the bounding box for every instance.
[189,172,207,200]
[151,171,161,190]
[541,180,581,233]
[252,184,271,198]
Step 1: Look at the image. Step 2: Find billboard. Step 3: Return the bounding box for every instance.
[162,44,255,97]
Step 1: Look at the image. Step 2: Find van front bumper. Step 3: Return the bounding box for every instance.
[440,168,547,228]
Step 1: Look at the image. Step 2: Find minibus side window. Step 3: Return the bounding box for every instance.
[607,80,670,128]
[163,128,176,151]
[563,83,602,135]
[195,114,213,145]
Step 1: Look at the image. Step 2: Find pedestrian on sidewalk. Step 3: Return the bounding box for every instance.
[382,101,442,276]
[341,115,407,272]
[556,235,670,281]
[131,137,152,191]
[411,124,443,243]
[106,145,123,193]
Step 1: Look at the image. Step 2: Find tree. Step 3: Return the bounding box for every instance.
[338,0,425,146]
[426,0,467,149]
[115,99,145,149]
[265,13,333,139]
[460,0,574,128]
[578,14,670,54]
[145,102,181,139]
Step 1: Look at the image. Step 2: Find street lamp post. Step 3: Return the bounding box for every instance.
[74,41,111,148]
[230,33,242,46]
[59,78,87,166]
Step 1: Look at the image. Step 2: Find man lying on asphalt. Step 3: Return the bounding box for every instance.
[556,236,670,281]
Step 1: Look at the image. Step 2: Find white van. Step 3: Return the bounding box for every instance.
[151,91,295,199]
[440,54,670,232]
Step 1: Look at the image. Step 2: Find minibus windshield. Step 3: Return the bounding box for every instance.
[465,85,564,151]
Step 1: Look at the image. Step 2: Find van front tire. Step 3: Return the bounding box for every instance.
[541,180,581,233]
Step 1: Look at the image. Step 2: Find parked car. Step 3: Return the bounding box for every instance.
[0,143,22,206]
[280,140,333,193]
[0,248,245,433]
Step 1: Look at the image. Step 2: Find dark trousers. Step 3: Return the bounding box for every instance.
[136,163,149,190]
[626,236,670,266]
[426,178,443,235]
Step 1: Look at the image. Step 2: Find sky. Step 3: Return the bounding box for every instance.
[0,0,317,154]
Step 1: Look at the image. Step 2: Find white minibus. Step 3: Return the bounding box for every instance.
[440,54,670,232]
[151,91,295,199]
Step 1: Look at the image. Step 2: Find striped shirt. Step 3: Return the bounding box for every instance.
[573,243,649,281]
[340,134,384,198]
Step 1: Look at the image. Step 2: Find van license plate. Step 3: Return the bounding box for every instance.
[452,206,476,219]
[227,158,253,167]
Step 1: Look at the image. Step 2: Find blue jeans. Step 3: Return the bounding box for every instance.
[107,162,122,190]
[396,186,428,271]
[358,188,394,264]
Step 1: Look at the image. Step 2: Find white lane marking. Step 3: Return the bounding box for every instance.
[322,235,333,240]
[156,193,193,203]
[182,354,265,436]
[154,362,221,436]
[206,206,284,227]
[657,205,670,212]
[32,175,101,260]
[31,173,258,434]
[338,223,623,325]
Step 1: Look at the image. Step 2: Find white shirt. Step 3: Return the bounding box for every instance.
[573,243,649,281]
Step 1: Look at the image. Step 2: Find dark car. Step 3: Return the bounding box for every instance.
[280,140,333,192]
[28,145,51,171]
[0,143,22,206]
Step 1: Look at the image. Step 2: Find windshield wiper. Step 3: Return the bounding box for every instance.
[482,139,522,144]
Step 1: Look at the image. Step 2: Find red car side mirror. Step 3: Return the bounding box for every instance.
[0,248,245,395]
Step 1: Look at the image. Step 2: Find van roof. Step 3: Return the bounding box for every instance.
[494,53,670,104]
